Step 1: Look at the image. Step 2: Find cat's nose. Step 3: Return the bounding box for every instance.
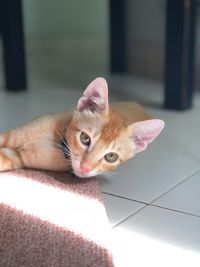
[80,162,91,174]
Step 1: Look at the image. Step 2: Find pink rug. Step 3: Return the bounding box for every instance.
[0,170,114,267]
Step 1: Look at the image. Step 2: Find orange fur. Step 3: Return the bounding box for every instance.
[0,78,164,178]
[0,106,135,176]
[101,109,126,143]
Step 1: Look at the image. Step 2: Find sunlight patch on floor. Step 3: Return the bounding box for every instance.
[109,227,200,267]
[0,173,108,246]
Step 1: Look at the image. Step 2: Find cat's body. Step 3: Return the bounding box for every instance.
[0,112,72,172]
[0,78,164,178]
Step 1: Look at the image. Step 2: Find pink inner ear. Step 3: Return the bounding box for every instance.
[77,77,108,113]
[132,119,165,153]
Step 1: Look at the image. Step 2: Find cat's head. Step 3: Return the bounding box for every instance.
[67,78,164,178]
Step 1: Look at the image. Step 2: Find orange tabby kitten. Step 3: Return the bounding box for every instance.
[0,78,164,178]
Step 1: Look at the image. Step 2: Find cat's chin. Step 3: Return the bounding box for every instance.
[73,169,98,179]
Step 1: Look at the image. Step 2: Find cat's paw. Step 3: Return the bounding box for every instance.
[0,148,20,171]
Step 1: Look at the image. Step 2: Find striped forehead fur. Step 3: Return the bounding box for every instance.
[100,109,127,143]
[74,108,127,143]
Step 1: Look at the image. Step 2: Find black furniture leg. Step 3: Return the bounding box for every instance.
[109,0,126,73]
[1,0,27,91]
[164,0,196,110]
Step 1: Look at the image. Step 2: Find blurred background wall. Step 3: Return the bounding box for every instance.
[0,0,199,90]
[126,0,166,81]
[23,0,166,85]
[126,0,200,89]
[22,0,109,87]
[23,0,108,38]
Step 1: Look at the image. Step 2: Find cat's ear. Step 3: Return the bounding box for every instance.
[129,119,165,153]
[77,77,109,114]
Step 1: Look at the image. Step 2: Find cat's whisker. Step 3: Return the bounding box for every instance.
[55,135,71,151]
[55,142,66,150]
[55,142,71,155]
[53,137,72,161]
[56,149,71,160]
[55,130,64,139]
[41,143,71,159]
[54,131,67,143]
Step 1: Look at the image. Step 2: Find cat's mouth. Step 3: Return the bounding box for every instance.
[70,156,97,178]
[71,163,96,178]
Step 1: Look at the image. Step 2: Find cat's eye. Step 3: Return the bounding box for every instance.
[104,152,118,163]
[80,132,91,146]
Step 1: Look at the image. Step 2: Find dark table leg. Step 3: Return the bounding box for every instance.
[1,0,27,91]
[164,0,196,110]
[109,0,126,73]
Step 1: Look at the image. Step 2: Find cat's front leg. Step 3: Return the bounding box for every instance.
[0,126,36,149]
[0,119,47,149]
[0,148,23,171]
[0,118,51,149]
[0,145,70,172]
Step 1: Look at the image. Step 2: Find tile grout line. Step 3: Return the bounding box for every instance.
[102,169,200,228]
[102,167,200,210]
[102,168,200,208]
[111,201,200,230]
[150,204,200,218]
[111,204,148,229]
[149,168,200,205]
[101,191,147,205]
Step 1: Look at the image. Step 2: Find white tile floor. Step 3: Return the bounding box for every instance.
[0,72,200,266]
